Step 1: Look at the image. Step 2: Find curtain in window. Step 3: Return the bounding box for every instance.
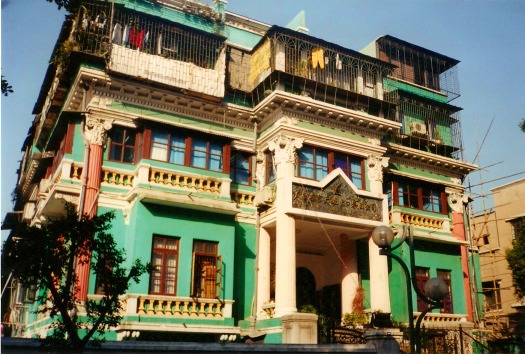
[208,142,223,172]
[169,134,185,164]
[150,252,162,293]
[164,254,177,294]
[151,131,168,160]
[350,159,362,189]
[191,138,207,168]
[316,150,328,180]
[299,147,314,178]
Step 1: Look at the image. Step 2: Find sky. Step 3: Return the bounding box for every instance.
[2,0,525,237]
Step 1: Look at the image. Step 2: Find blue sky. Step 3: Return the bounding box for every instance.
[2,0,525,234]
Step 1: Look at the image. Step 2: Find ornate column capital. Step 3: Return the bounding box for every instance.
[448,192,469,213]
[85,116,113,146]
[368,155,389,183]
[268,134,304,166]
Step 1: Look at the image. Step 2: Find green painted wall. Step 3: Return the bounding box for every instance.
[388,240,465,323]
[233,222,257,321]
[125,203,236,299]
[389,162,453,184]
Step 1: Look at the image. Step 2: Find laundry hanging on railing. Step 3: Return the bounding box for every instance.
[312,47,325,69]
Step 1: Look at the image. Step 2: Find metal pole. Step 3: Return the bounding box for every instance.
[381,249,415,354]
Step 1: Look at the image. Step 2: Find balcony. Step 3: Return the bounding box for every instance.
[33,158,236,219]
[228,26,398,118]
[71,1,226,98]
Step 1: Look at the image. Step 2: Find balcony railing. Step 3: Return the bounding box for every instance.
[71,1,226,97]
[121,294,234,319]
[391,210,449,232]
[228,27,398,118]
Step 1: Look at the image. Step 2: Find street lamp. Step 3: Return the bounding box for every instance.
[371,225,448,354]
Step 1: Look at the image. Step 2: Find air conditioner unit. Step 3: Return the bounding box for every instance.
[254,187,275,207]
[410,122,428,136]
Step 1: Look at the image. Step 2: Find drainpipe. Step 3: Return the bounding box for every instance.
[77,85,90,220]
[250,117,260,335]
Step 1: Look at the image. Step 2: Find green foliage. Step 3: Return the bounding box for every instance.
[3,203,151,350]
[1,75,14,96]
[505,218,525,298]
[342,311,368,328]
[520,119,525,133]
[45,0,81,12]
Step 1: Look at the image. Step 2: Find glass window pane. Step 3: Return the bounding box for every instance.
[111,127,124,143]
[123,147,135,163]
[192,138,207,151]
[126,131,136,146]
[110,146,123,161]
[210,142,222,155]
[352,175,363,189]
[300,163,314,178]
[334,154,347,170]
[209,154,222,171]
[299,147,314,162]
[316,166,328,180]
[191,151,206,168]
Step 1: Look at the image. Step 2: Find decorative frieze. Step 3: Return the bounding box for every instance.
[292,176,382,221]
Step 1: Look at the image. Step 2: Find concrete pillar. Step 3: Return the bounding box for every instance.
[340,235,359,315]
[448,191,473,322]
[256,227,271,318]
[268,134,303,317]
[369,237,391,312]
[76,116,113,301]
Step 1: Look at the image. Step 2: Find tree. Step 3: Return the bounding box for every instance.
[45,0,80,12]
[3,203,151,351]
[519,119,525,133]
[505,218,525,299]
[1,75,14,96]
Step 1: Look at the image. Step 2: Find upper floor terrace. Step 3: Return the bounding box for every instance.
[227,26,399,120]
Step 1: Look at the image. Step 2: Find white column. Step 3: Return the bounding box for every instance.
[269,134,303,317]
[274,213,297,316]
[367,155,389,197]
[256,227,271,318]
[369,237,391,312]
[340,235,359,315]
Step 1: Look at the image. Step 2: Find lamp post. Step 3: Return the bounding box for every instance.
[371,225,448,354]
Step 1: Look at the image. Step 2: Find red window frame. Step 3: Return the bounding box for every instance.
[191,241,221,299]
[108,126,138,164]
[149,236,180,296]
[296,145,366,189]
[388,179,448,214]
[415,267,430,312]
[143,126,230,173]
[437,269,453,314]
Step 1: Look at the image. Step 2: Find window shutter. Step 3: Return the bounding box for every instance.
[215,255,223,299]
[190,251,196,297]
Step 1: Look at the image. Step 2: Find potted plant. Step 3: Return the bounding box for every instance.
[371,310,392,328]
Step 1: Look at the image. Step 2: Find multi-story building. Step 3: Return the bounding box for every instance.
[472,178,525,335]
[2,0,479,344]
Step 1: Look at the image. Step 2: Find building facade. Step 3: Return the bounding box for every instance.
[472,178,525,335]
[2,0,478,344]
